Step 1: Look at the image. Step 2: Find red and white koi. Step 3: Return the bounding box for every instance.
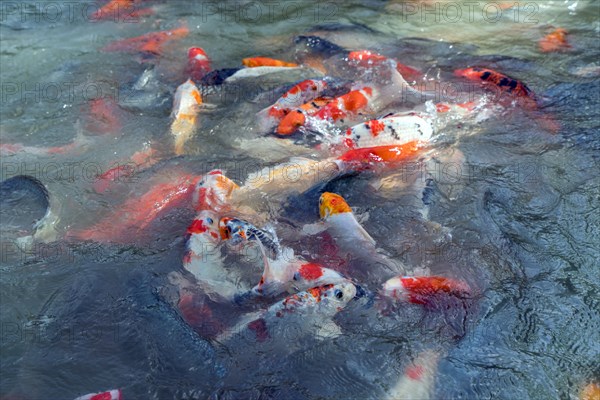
[381,275,471,305]
[218,282,356,343]
[257,78,329,131]
[193,169,239,213]
[384,350,440,400]
[74,389,122,400]
[170,79,202,155]
[186,47,211,81]
[219,217,348,297]
[182,210,248,302]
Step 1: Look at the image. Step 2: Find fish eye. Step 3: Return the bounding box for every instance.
[319,197,323,205]
[206,217,213,224]
[334,289,343,299]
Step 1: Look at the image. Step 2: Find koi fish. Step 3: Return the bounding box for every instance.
[74,389,122,400]
[454,67,560,133]
[91,0,153,21]
[170,79,202,155]
[219,217,348,298]
[93,145,157,193]
[347,50,423,82]
[182,211,247,302]
[257,78,329,131]
[186,47,212,81]
[242,57,298,68]
[384,350,440,400]
[342,112,434,149]
[539,28,571,53]
[218,282,356,343]
[102,26,189,55]
[276,59,424,135]
[381,275,470,305]
[193,170,239,213]
[0,132,89,157]
[316,192,403,274]
[85,98,122,135]
[335,141,427,173]
[454,67,535,105]
[68,173,202,243]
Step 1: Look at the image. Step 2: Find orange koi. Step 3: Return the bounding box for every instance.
[102,26,189,55]
[336,141,425,172]
[580,382,600,400]
[68,174,201,243]
[242,57,298,68]
[539,28,571,53]
[91,0,153,21]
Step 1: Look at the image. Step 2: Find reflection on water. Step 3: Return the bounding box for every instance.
[1,1,599,399]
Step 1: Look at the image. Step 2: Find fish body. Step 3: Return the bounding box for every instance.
[91,0,153,21]
[336,141,427,173]
[193,169,239,212]
[276,87,373,135]
[218,282,356,343]
[454,67,535,105]
[580,383,600,400]
[170,79,202,155]
[257,79,329,132]
[74,389,122,400]
[183,211,246,301]
[69,173,201,243]
[385,350,440,400]
[347,49,423,82]
[186,47,212,81]
[539,28,571,53]
[381,276,470,305]
[102,26,189,54]
[219,217,348,297]
[343,112,434,149]
[242,57,298,67]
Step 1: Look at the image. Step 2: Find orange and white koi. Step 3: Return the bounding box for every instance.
[186,47,211,81]
[257,78,329,131]
[319,192,376,249]
[276,87,374,135]
[74,389,122,400]
[242,57,298,68]
[183,210,247,302]
[218,282,356,343]
[102,26,189,55]
[385,350,440,400]
[382,275,470,305]
[170,79,202,155]
[539,28,571,53]
[193,169,239,213]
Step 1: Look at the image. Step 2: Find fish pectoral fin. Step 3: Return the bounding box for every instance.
[315,321,342,340]
[302,222,328,236]
[355,223,377,247]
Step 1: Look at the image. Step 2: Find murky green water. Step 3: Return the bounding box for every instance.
[1,1,599,399]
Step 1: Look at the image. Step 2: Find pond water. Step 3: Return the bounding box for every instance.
[0,1,599,399]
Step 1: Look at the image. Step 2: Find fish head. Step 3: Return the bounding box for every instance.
[319,192,352,220]
[193,170,239,211]
[315,281,357,311]
[276,109,306,135]
[188,47,208,61]
[187,210,220,243]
